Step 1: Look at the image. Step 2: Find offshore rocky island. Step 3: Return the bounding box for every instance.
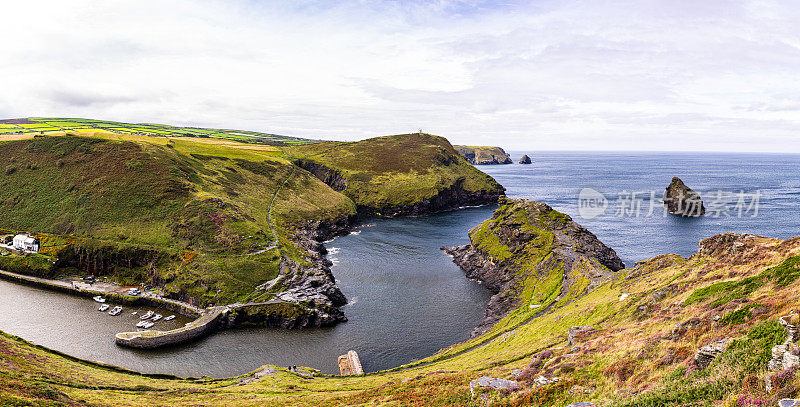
[1,120,800,406]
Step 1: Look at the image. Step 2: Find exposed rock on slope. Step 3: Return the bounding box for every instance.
[444,198,624,335]
[454,145,513,165]
[664,177,705,216]
[519,154,532,164]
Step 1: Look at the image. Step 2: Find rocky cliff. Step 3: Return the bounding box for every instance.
[664,177,706,216]
[444,198,624,335]
[454,145,513,165]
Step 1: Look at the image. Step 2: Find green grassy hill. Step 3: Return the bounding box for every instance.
[0,127,503,310]
[285,133,505,216]
[0,133,354,306]
[2,201,799,406]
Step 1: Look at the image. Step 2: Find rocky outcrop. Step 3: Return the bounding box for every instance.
[664,177,705,216]
[768,314,800,372]
[454,145,513,165]
[519,154,532,164]
[693,339,729,370]
[247,215,356,328]
[444,198,624,335]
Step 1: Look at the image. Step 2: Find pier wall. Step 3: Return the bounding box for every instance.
[0,269,202,318]
[115,307,228,349]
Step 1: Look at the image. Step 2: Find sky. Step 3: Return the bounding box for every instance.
[1,0,800,152]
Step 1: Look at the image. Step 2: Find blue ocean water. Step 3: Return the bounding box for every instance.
[483,151,800,265]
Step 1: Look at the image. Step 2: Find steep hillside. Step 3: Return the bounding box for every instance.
[0,133,356,324]
[285,133,505,216]
[0,129,506,328]
[454,145,513,165]
[3,201,800,406]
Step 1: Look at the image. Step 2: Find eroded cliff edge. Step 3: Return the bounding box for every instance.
[444,197,625,335]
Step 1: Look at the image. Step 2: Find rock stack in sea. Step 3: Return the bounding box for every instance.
[519,154,532,164]
[664,177,705,217]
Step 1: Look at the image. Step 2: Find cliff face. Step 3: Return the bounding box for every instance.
[454,145,513,165]
[293,159,348,192]
[444,198,624,335]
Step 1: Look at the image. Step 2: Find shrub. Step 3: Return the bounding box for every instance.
[604,358,638,384]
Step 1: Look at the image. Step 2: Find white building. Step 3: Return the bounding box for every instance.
[12,234,39,253]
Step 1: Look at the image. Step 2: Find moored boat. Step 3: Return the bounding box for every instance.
[141,321,155,329]
[151,314,162,322]
[93,296,106,303]
[140,310,154,320]
[108,306,123,316]
[98,304,110,312]
[164,315,176,321]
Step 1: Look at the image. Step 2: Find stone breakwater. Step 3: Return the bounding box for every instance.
[0,269,202,318]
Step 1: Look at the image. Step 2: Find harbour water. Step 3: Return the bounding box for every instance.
[1,151,799,377]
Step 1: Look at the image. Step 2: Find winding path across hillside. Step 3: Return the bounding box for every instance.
[267,165,296,246]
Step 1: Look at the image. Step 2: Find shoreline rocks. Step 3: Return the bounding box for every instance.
[664,177,705,216]
[519,154,532,164]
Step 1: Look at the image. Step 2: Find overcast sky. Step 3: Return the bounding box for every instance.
[2,0,799,152]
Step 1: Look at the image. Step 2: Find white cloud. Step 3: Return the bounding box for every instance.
[1,0,799,152]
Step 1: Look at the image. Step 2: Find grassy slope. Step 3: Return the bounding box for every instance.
[284,133,504,215]
[3,204,800,406]
[0,131,355,305]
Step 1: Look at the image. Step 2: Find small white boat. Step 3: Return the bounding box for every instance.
[151,314,162,322]
[164,315,176,321]
[93,296,106,303]
[140,310,154,320]
[98,304,110,312]
[131,311,137,315]
[136,320,148,328]
[108,306,123,316]
[141,322,154,329]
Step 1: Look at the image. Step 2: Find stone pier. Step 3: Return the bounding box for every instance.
[338,350,364,375]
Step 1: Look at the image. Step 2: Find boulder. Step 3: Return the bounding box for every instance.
[693,339,729,370]
[663,177,705,216]
[519,154,532,164]
[469,376,518,397]
[568,326,594,345]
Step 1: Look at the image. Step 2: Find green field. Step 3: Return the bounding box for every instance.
[0,117,317,145]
